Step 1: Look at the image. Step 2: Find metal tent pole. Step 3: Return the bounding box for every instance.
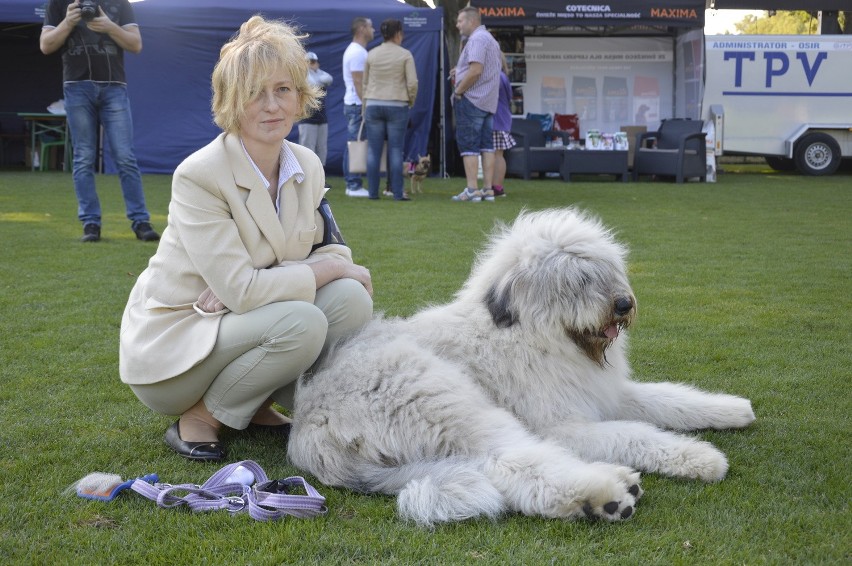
[440,13,447,177]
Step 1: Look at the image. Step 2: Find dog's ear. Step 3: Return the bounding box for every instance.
[485,284,516,328]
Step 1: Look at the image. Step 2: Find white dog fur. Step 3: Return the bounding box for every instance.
[288,208,755,526]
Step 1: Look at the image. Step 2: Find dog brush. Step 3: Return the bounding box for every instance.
[68,472,159,501]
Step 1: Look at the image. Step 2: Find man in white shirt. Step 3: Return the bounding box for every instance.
[342,17,374,197]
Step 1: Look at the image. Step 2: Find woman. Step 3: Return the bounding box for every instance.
[490,54,516,198]
[119,16,373,462]
[362,18,418,200]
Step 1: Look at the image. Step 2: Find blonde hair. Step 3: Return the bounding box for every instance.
[211,15,321,134]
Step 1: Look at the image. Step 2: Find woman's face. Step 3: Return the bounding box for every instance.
[239,67,300,151]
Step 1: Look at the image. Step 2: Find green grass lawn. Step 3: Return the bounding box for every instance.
[0,165,849,564]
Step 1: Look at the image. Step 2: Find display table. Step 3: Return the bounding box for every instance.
[560,149,629,182]
[18,112,70,171]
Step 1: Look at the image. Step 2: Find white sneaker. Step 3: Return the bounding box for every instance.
[481,188,495,202]
[346,188,370,198]
[451,188,482,202]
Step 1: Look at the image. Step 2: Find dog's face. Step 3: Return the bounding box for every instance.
[471,209,636,366]
[414,155,431,175]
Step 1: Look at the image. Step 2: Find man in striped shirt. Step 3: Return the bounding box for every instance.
[450,7,502,202]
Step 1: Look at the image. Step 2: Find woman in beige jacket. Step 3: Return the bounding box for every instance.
[119,16,373,461]
[362,18,418,200]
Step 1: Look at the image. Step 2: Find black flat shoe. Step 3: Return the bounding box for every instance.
[245,422,292,438]
[164,421,226,461]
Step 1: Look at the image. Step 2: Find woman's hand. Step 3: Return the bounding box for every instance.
[309,259,373,297]
[341,262,373,297]
[197,287,226,313]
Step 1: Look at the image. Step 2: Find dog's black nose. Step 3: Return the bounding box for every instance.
[614,297,633,316]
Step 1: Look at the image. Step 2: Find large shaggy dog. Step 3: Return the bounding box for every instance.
[288,208,755,525]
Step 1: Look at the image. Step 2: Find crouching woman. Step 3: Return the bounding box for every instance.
[119,15,373,461]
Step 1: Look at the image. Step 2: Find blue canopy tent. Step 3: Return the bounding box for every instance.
[124,0,441,175]
[0,0,46,22]
[0,2,59,166]
[0,0,441,175]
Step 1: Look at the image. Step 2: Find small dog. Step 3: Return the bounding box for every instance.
[405,154,431,195]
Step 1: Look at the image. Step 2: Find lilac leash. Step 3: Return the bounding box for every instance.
[130,460,326,521]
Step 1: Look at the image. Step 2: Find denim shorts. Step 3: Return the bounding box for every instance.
[455,97,494,156]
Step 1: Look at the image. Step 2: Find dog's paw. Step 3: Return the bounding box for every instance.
[693,395,756,430]
[672,440,729,482]
[582,498,636,521]
[574,464,642,522]
[724,397,756,429]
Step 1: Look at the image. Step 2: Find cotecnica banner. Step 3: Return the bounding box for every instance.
[471,1,705,28]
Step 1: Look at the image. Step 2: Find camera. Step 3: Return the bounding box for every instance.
[79,0,98,21]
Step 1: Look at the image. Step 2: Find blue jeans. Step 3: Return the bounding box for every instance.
[365,104,409,199]
[454,96,494,156]
[342,104,363,190]
[63,81,150,226]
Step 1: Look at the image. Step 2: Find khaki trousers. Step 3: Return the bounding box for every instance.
[129,278,372,429]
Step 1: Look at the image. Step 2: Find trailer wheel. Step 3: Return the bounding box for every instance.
[765,156,796,171]
[794,133,841,176]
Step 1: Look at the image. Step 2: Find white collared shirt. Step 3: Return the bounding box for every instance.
[240,139,305,214]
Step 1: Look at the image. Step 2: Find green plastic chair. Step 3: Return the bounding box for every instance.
[39,134,71,171]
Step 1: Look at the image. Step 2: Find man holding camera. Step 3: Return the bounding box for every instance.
[40,0,159,243]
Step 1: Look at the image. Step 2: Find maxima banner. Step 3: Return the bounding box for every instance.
[471,1,705,28]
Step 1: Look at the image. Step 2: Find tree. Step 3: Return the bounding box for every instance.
[824,11,848,34]
[732,11,819,35]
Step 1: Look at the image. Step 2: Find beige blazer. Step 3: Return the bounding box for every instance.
[363,41,418,107]
[119,133,351,385]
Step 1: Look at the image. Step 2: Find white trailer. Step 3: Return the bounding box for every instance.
[702,35,852,176]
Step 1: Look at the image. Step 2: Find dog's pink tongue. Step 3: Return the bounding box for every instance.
[604,325,619,339]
